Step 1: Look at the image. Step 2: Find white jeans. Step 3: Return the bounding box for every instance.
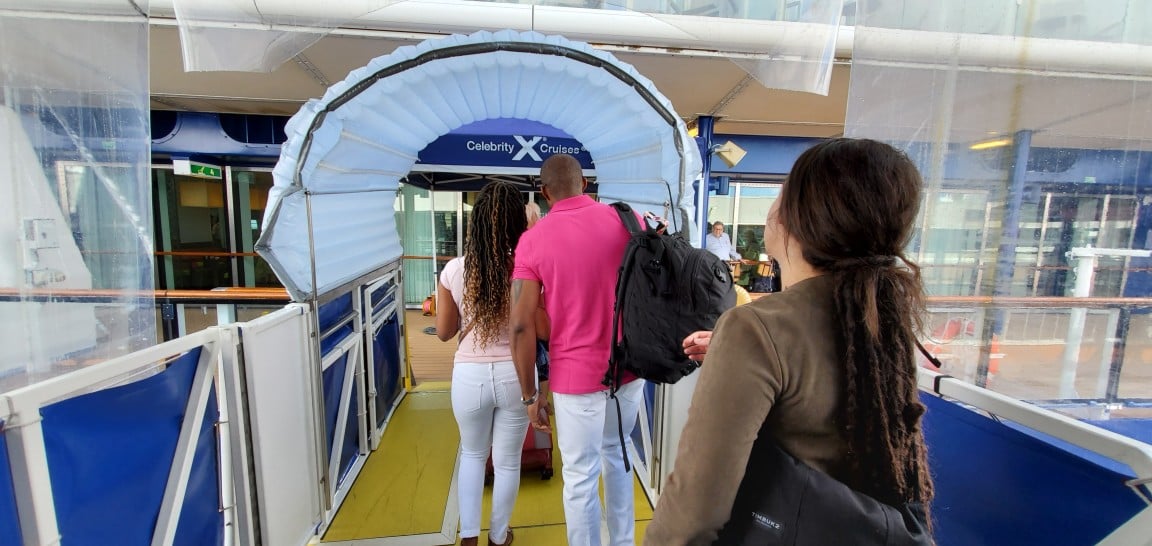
[451,361,530,542]
[553,379,645,546]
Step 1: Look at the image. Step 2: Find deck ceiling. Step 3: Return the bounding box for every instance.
[147,26,849,139]
[148,25,1152,150]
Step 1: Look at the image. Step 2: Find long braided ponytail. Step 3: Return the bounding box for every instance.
[776,139,934,511]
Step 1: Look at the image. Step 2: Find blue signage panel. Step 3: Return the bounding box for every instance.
[417,133,595,171]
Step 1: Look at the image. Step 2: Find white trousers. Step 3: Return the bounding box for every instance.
[553,379,645,546]
[451,361,530,543]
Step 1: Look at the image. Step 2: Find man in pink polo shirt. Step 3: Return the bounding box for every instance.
[510,154,644,546]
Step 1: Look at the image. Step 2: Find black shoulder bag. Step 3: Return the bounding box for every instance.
[715,343,940,546]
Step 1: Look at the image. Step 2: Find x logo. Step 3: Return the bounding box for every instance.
[512,135,544,161]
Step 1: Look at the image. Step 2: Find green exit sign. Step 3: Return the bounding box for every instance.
[191,164,221,178]
[173,158,223,179]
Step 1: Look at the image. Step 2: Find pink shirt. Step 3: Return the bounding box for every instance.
[439,256,512,363]
[512,195,636,394]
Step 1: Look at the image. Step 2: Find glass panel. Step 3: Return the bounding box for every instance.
[231,170,280,287]
[56,163,146,290]
[734,184,780,260]
[918,190,989,296]
[433,191,460,258]
[705,194,734,229]
[153,169,232,289]
[398,183,437,306]
[849,0,1152,408]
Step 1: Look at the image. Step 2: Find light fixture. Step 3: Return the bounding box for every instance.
[712,140,747,168]
[969,138,1012,151]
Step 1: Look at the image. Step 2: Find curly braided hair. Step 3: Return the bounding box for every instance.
[461,180,527,349]
[777,138,934,513]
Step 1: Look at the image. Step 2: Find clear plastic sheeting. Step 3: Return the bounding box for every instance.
[727,0,842,95]
[468,0,844,94]
[171,0,399,72]
[259,30,700,301]
[0,5,154,391]
[847,0,1152,405]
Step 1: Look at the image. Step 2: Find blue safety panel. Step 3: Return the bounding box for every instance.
[337,393,360,487]
[999,419,1134,477]
[371,285,395,311]
[922,394,1145,545]
[629,382,657,466]
[373,315,403,428]
[319,292,356,355]
[319,293,354,335]
[175,387,224,546]
[319,293,353,332]
[322,353,361,487]
[0,420,24,546]
[322,354,351,457]
[41,349,223,546]
[1086,418,1152,447]
[321,325,356,356]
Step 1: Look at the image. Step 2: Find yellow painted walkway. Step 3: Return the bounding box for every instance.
[323,390,653,545]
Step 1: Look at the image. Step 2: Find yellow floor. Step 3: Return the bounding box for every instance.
[324,390,654,544]
[324,391,459,541]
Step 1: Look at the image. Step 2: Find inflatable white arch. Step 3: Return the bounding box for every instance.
[257,30,702,301]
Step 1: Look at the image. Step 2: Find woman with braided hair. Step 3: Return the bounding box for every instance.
[646,138,934,545]
[436,180,535,546]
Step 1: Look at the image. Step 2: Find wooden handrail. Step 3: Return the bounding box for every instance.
[154,251,262,257]
[746,293,1152,308]
[2,286,1150,308]
[0,287,290,303]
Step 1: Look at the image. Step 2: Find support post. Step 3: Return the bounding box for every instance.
[694,116,715,245]
[1104,308,1132,404]
[977,129,1032,387]
[1060,251,1096,398]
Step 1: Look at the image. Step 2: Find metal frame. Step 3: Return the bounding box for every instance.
[362,264,407,450]
[1,328,234,546]
[257,38,696,302]
[217,326,258,546]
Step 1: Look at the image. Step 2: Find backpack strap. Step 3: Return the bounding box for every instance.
[607,201,646,473]
[611,201,665,237]
[610,202,643,235]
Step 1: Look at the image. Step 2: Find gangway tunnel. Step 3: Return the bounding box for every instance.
[3,29,1152,546]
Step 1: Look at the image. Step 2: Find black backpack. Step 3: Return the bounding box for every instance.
[606,202,736,388]
[605,203,735,470]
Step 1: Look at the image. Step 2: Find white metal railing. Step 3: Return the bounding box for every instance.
[919,368,1152,545]
[1,328,239,546]
[1,262,410,546]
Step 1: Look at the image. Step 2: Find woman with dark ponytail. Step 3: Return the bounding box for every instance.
[646,138,934,545]
[436,180,531,546]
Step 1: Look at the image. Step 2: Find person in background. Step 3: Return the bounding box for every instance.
[436,181,531,546]
[526,201,542,228]
[646,138,935,544]
[509,153,644,546]
[705,221,741,261]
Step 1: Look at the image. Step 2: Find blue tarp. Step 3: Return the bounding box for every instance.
[1085,418,1152,447]
[923,394,1144,545]
[630,382,657,466]
[40,349,223,546]
[321,354,360,486]
[373,314,403,428]
[0,420,24,545]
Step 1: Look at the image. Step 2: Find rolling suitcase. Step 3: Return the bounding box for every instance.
[486,427,554,481]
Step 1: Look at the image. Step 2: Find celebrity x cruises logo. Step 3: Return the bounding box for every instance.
[512,135,544,161]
